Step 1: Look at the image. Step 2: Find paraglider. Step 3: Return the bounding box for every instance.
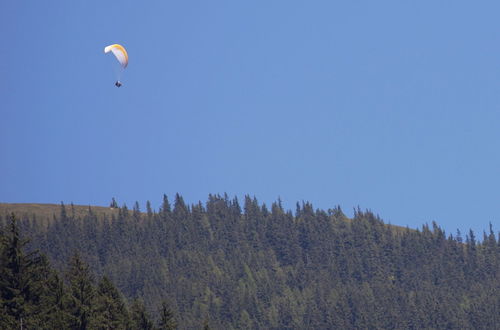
[104,44,128,87]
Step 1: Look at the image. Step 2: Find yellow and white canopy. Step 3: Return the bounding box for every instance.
[104,44,128,68]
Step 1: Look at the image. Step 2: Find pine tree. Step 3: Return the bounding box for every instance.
[0,214,46,328]
[129,299,154,330]
[66,253,96,330]
[60,202,68,220]
[110,198,119,209]
[160,194,171,218]
[133,201,141,221]
[94,276,130,329]
[146,201,153,218]
[158,300,177,330]
[38,271,72,329]
[173,193,188,220]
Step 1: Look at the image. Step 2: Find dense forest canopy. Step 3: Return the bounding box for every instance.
[1,194,499,329]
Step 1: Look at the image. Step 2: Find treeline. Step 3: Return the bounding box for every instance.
[2,194,500,329]
[0,215,177,329]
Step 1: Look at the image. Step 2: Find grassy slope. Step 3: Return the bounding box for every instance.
[0,203,120,224]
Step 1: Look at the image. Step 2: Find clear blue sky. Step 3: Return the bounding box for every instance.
[2,1,500,236]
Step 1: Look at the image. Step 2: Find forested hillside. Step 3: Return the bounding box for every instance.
[0,215,170,329]
[1,194,499,329]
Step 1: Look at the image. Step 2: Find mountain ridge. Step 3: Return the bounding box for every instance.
[0,201,411,234]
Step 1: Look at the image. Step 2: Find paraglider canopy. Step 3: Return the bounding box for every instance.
[104,44,128,68]
[104,44,128,87]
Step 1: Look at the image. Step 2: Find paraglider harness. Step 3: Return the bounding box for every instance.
[115,81,122,87]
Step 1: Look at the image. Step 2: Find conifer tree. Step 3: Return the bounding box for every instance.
[129,299,154,330]
[146,201,153,218]
[173,193,188,220]
[110,198,119,209]
[60,202,68,221]
[133,201,141,221]
[158,300,177,330]
[0,214,46,328]
[66,253,96,330]
[39,272,72,330]
[94,276,130,329]
[160,194,171,218]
